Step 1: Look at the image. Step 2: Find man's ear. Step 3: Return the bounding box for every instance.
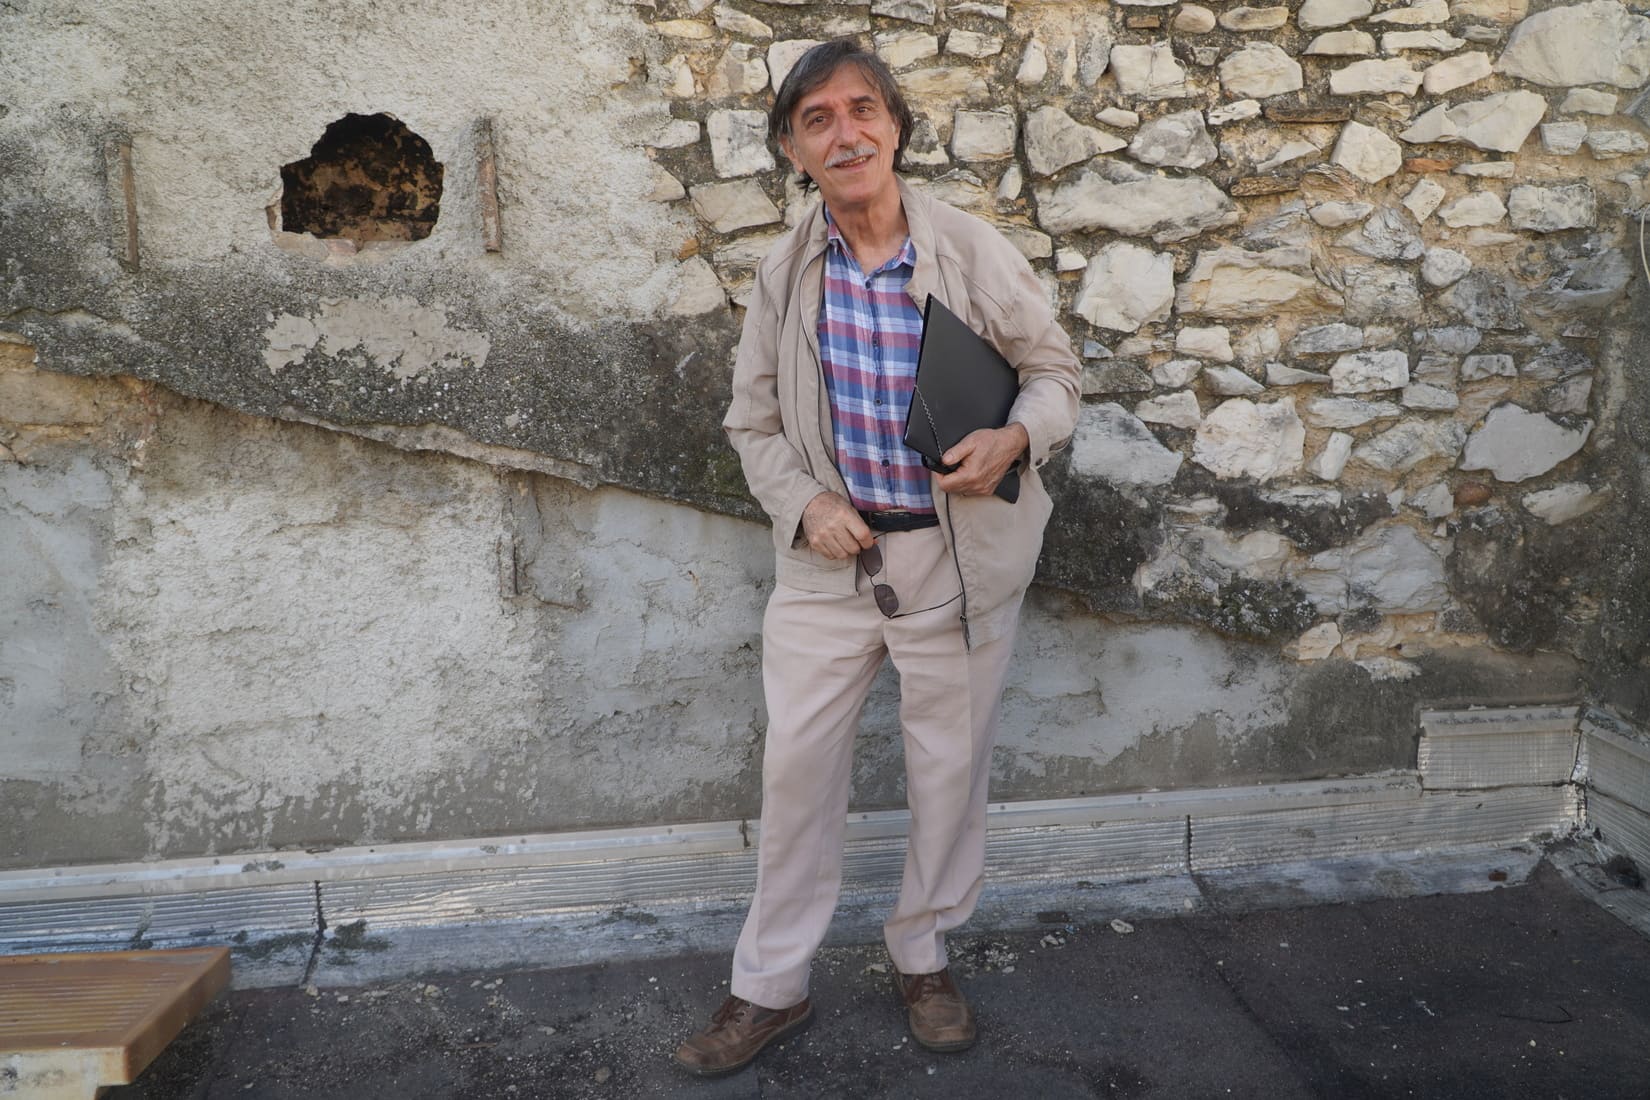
[777,133,804,176]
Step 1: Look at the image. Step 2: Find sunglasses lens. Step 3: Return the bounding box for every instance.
[860,544,883,575]
[874,584,899,618]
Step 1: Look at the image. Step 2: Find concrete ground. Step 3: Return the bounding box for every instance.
[109,859,1650,1100]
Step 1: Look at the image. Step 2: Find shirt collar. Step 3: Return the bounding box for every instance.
[822,205,916,275]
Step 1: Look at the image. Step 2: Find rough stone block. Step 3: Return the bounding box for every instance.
[1220,42,1304,98]
[1460,405,1592,482]
[1495,1,1650,89]
[946,29,1003,58]
[1585,130,1650,158]
[1332,121,1403,183]
[875,30,939,70]
[1382,30,1464,52]
[1111,43,1192,99]
[1068,403,1184,485]
[1204,366,1266,396]
[1330,349,1410,393]
[951,109,1017,159]
[1174,5,1218,32]
[1308,431,1355,479]
[1036,164,1239,242]
[1401,177,1446,221]
[706,110,774,177]
[1307,31,1377,56]
[1220,6,1291,30]
[1422,52,1492,95]
[1299,0,1373,29]
[688,180,780,234]
[1508,183,1595,232]
[1128,110,1218,169]
[1369,0,1450,24]
[1073,243,1176,332]
[1024,107,1125,176]
[0,369,113,427]
[1437,191,1507,228]
[1399,90,1547,152]
[1192,397,1306,481]
[1421,247,1473,287]
[1330,59,1423,96]
[1136,390,1204,428]
[1540,121,1587,155]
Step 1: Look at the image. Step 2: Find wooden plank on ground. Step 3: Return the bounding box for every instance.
[0,946,230,1098]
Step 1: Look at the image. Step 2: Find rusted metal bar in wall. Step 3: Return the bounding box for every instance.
[476,118,502,253]
[104,132,139,272]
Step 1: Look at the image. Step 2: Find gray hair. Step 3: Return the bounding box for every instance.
[767,38,914,189]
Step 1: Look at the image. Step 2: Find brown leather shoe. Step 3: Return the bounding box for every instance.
[893,966,976,1052]
[672,994,813,1076]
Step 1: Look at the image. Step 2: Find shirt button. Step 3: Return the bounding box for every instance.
[874,397,883,406]
[881,459,890,467]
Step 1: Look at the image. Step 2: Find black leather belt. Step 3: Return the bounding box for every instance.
[859,510,940,533]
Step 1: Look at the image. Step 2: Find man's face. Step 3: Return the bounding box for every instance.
[779,64,902,216]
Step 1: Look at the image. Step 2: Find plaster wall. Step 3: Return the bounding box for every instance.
[0,360,1578,866]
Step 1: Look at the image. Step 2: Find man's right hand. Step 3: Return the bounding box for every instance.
[801,491,874,560]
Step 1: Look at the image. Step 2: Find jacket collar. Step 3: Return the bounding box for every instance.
[799,176,939,309]
[898,178,940,309]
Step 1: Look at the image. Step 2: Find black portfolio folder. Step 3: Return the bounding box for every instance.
[903,294,1021,503]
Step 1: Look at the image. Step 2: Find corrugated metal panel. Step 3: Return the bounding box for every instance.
[983,819,1188,882]
[0,883,316,950]
[1419,705,1581,738]
[318,817,1193,931]
[319,848,759,928]
[1417,729,1579,789]
[1,781,1412,909]
[972,775,1420,827]
[1581,721,1650,811]
[1190,786,1580,870]
[0,774,1590,959]
[1588,792,1650,870]
[0,821,750,903]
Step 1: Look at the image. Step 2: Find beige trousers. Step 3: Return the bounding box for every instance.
[730,525,1021,1009]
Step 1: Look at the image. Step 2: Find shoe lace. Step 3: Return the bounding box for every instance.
[905,970,952,1002]
[709,996,752,1030]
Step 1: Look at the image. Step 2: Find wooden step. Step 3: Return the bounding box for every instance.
[0,947,230,1099]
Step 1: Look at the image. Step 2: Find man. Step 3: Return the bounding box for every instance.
[674,39,1080,1076]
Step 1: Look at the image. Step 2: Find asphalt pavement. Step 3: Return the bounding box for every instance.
[110,858,1650,1099]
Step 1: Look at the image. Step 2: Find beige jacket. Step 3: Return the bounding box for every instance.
[723,179,1082,646]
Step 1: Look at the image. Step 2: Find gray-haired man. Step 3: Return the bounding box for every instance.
[675,39,1080,1076]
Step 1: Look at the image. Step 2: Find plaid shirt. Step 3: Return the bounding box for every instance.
[819,210,934,515]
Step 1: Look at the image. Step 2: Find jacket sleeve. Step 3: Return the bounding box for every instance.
[722,260,832,547]
[993,254,1081,470]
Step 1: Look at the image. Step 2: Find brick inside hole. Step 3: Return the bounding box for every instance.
[278,113,443,245]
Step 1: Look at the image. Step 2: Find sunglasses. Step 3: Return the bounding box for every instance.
[858,543,899,618]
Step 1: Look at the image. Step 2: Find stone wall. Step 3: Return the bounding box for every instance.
[649,0,1650,664]
[1,0,1646,866]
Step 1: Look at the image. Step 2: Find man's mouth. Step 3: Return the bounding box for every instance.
[827,149,876,170]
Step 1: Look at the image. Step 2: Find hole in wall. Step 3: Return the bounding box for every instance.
[272,113,443,254]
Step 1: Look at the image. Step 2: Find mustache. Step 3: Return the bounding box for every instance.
[825,145,877,168]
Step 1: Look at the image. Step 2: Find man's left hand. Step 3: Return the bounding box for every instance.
[935,423,1029,497]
